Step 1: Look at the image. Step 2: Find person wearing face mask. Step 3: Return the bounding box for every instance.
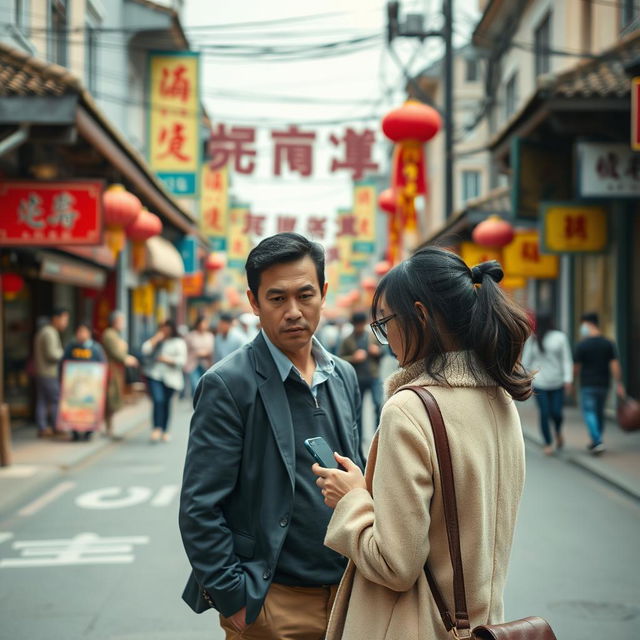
[574,312,625,455]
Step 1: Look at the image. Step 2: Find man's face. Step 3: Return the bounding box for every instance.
[248,256,327,355]
[76,326,90,343]
[54,312,69,331]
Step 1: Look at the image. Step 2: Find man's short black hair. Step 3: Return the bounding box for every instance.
[52,307,69,318]
[581,312,599,326]
[351,311,367,325]
[245,233,325,299]
[219,312,234,323]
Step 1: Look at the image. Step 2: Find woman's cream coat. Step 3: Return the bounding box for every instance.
[325,354,526,640]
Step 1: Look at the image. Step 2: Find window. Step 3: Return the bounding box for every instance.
[49,0,67,66]
[621,0,640,29]
[534,12,552,77]
[465,58,478,83]
[504,73,517,120]
[462,170,481,203]
[85,8,101,93]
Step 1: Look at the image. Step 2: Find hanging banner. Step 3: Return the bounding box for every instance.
[352,180,377,255]
[227,205,251,269]
[148,51,200,196]
[336,209,358,289]
[502,231,559,279]
[200,164,228,250]
[541,202,608,253]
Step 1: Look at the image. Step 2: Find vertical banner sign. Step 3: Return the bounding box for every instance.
[148,51,200,196]
[227,205,251,269]
[632,78,640,151]
[200,164,228,250]
[352,180,377,264]
[337,209,358,290]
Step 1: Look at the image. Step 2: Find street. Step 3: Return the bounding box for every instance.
[0,398,639,640]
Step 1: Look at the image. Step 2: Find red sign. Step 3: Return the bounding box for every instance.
[632,78,640,151]
[0,180,104,246]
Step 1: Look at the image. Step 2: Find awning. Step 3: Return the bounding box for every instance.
[145,236,185,279]
[39,252,106,288]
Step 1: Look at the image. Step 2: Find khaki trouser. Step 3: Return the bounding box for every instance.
[220,583,339,640]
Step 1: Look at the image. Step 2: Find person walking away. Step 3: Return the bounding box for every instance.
[212,312,245,363]
[141,320,187,442]
[312,248,533,640]
[184,316,214,397]
[574,312,625,455]
[34,307,69,437]
[522,313,573,455]
[339,311,382,446]
[179,233,363,639]
[61,322,107,441]
[101,311,138,439]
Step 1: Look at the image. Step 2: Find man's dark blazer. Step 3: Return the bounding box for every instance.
[179,331,363,624]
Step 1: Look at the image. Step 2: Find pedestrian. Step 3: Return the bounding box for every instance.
[574,312,626,455]
[101,311,139,438]
[312,248,533,640]
[179,232,363,639]
[212,311,245,363]
[61,322,107,441]
[141,320,187,443]
[184,316,214,397]
[339,311,383,446]
[522,313,573,455]
[33,307,69,438]
[317,317,341,355]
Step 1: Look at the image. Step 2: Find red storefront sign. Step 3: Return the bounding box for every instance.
[632,78,640,151]
[0,180,104,246]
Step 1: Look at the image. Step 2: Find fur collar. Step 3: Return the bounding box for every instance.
[385,351,497,398]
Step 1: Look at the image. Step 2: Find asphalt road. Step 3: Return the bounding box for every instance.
[0,395,638,640]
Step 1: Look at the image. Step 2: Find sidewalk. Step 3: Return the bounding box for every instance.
[517,397,640,500]
[0,395,152,517]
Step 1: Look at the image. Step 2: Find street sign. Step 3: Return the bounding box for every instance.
[502,231,559,279]
[577,142,640,197]
[541,202,608,253]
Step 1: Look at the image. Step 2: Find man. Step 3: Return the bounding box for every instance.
[180,233,362,640]
[574,312,625,454]
[339,311,382,445]
[34,307,69,437]
[212,312,246,363]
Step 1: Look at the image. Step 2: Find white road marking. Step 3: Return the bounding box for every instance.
[75,487,152,510]
[0,533,149,568]
[0,533,13,545]
[0,465,39,478]
[18,481,76,517]
[150,485,179,507]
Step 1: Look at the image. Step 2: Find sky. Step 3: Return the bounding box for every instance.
[182,0,480,244]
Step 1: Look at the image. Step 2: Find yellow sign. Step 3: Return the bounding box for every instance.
[132,283,154,316]
[227,206,251,270]
[503,231,559,279]
[542,204,607,253]
[352,181,377,258]
[459,243,502,268]
[149,52,200,196]
[200,164,228,250]
[501,276,527,290]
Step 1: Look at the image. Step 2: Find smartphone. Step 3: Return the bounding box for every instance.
[304,437,339,469]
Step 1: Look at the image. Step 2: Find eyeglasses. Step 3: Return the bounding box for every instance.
[370,313,396,345]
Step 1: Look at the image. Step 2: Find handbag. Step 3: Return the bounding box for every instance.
[405,386,558,640]
[617,395,640,432]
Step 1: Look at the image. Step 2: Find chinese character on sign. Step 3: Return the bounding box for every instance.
[243,213,267,237]
[0,533,149,568]
[330,128,379,180]
[272,126,316,177]
[596,152,620,179]
[18,193,45,229]
[564,215,587,240]
[159,65,190,103]
[204,206,223,233]
[209,125,257,175]
[307,217,327,240]
[158,123,191,162]
[326,247,339,262]
[277,215,297,233]
[48,192,78,229]
[521,241,540,262]
[337,215,357,237]
[625,155,640,181]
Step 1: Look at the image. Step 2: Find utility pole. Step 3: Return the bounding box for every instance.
[387,1,455,219]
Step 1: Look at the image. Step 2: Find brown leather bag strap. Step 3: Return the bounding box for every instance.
[405,386,471,632]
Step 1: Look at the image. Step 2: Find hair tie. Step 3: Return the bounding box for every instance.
[471,265,483,285]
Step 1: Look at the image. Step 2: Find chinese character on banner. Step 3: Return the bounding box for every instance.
[326,246,339,263]
[564,215,587,240]
[330,128,379,180]
[596,152,620,179]
[307,217,327,240]
[337,213,357,237]
[209,124,257,175]
[272,126,316,177]
[148,52,200,196]
[243,213,267,237]
[352,182,376,256]
[48,192,79,229]
[18,193,45,229]
[276,215,297,233]
[200,165,228,251]
[227,206,252,269]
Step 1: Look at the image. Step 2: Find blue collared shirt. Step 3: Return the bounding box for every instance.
[261,329,335,399]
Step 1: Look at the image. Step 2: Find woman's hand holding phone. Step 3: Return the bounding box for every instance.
[312,453,366,509]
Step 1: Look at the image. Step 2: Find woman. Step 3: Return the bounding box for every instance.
[101,311,139,438]
[313,247,532,640]
[141,320,187,442]
[522,313,573,455]
[184,316,214,397]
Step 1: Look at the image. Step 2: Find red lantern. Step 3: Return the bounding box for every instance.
[374,260,391,277]
[471,215,515,248]
[1,273,24,295]
[382,100,442,143]
[361,276,377,291]
[103,184,141,228]
[205,252,226,271]
[378,188,397,215]
[125,209,162,242]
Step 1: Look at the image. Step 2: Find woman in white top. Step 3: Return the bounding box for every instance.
[141,320,187,442]
[522,313,573,455]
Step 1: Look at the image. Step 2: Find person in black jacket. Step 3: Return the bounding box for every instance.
[179,233,363,639]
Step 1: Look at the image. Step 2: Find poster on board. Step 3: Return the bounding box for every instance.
[57,361,107,432]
